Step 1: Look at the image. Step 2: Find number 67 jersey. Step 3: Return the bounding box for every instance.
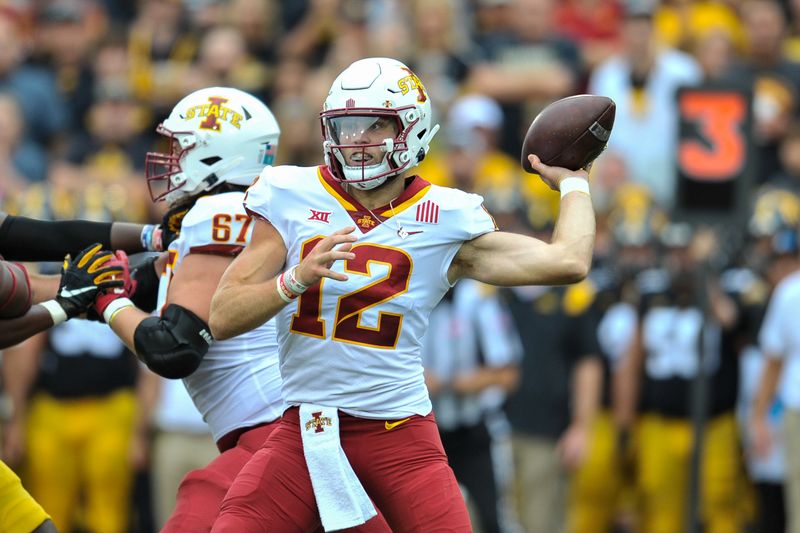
[158,191,284,442]
[244,165,497,419]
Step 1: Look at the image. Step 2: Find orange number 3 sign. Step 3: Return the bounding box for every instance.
[678,92,747,182]
[290,237,412,349]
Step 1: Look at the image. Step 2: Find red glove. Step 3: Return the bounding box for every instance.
[94,251,138,316]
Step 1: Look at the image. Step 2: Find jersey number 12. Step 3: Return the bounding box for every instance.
[290,237,412,349]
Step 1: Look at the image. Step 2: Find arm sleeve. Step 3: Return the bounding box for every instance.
[0,215,114,261]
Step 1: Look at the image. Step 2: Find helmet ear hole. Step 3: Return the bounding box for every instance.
[201,156,222,165]
[417,129,427,140]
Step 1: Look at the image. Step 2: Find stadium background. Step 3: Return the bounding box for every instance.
[1,0,799,532]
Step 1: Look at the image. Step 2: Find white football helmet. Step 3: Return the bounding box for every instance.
[146,87,280,204]
[320,57,440,190]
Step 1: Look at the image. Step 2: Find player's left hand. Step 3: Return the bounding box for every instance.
[527,154,590,192]
[294,226,358,286]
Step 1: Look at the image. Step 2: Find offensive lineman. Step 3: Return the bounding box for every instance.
[93,87,389,532]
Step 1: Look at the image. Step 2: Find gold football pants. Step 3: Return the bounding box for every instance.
[568,410,629,533]
[24,390,136,533]
[636,412,745,533]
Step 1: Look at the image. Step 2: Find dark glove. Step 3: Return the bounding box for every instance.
[130,253,159,313]
[161,202,190,249]
[56,244,123,318]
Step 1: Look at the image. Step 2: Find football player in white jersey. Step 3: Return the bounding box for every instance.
[91,87,309,532]
[208,58,596,532]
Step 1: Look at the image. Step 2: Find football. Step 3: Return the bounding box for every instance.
[0,261,31,318]
[521,94,616,173]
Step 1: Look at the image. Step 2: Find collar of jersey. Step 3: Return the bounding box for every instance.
[317,165,431,219]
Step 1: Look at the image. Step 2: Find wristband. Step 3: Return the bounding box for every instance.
[140,225,157,251]
[276,272,297,303]
[40,300,68,325]
[286,266,309,295]
[559,177,590,199]
[151,227,163,252]
[103,297,134,325]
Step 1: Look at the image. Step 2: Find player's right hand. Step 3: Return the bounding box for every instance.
[527,154,590,192]
[294,226,357,286]
[94,251,138,317]
[56,243,124,318]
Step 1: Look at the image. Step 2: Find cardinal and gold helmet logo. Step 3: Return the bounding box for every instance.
[397,68,427,103]
[185,96,244,131]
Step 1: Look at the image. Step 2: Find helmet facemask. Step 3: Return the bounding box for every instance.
[145,124,198,203]
[321,108,413,191]
[320,58,440,190]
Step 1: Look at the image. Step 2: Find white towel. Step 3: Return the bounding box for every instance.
[299,404,377,531]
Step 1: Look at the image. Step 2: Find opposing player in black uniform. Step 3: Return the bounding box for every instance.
[617,223,746,533]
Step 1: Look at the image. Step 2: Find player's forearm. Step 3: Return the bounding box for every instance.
[550,191,595,281]
[0,216,152,261]
[28,275,59,304]
[110,222,150,253]
[0,216,113,260]
[210,280,287,340]
[108,306,151,353]
[0,307,55,349]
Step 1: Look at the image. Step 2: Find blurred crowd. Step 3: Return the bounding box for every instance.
[4,0,800,532]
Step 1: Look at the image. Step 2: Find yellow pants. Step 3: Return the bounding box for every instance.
[568,411,628,533]
[0,460,50,533]
[24,390,136,533]
[636,412,745,533]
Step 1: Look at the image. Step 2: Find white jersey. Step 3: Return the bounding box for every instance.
[157,191,284,441]
[244,165,497,418]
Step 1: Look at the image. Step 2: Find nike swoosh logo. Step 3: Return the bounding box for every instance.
[59,286,95,298]
[406,231,423,235]
[384,417,411,431]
